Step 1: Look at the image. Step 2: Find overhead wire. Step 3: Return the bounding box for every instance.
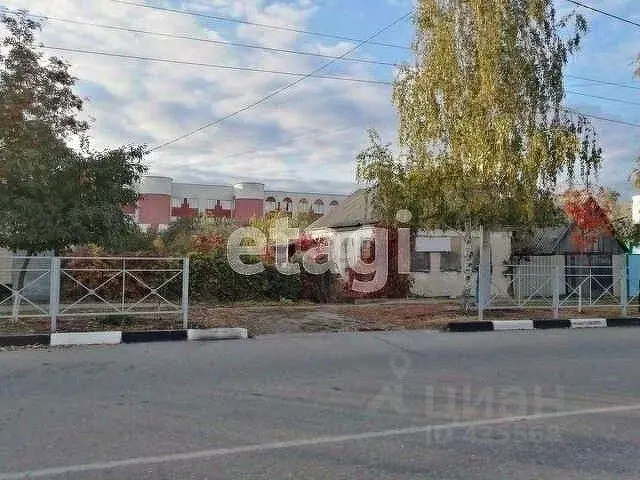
[108,0,413,51]
[42,46,395,86]
[3,8,403,68]
[148,11,412,151]
[564,0,640,29]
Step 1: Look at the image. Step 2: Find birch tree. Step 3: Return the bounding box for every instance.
[359,0,602,310]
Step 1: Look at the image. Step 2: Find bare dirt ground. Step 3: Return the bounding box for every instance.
[189,302,634,337]
[2,300,636,336]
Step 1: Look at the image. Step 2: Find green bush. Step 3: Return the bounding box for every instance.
[188,252,303,303]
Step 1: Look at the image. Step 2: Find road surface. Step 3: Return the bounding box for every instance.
[1,329,639,479]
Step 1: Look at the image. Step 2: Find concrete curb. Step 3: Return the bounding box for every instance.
[0,328,249,347]
[187,328,248,341]
[51,332,122,346]
[448,318,640,333]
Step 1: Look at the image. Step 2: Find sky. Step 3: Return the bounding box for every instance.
[0,0,639,198]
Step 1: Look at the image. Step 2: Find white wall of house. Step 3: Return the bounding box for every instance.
[411,231,511,299]
[310,227,512,299]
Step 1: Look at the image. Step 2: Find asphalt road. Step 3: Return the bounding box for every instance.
[1,329,640,479]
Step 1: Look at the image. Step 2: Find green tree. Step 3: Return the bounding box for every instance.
[358,0,602,310]
[0,12,147,315]
[161,215,238,255]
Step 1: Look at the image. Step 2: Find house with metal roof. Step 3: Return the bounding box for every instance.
[306,189,512,298]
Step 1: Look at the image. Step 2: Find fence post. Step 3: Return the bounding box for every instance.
[578,284,582,313]
[49,257,61,333]
[621,262,628,318]
[552,265,561,319]
[181,257,190,330]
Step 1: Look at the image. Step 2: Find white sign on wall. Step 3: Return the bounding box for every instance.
[415,237,452,252]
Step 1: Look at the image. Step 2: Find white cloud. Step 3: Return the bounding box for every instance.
[2,0,636,201]
[1,0,394,194]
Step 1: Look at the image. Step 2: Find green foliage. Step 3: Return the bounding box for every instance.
[188,252,302,303]
[359,0,601,231]
[290,212,317,230]
[0,12,147,255]
[161,215,238,256]
[101,224,158,254]
[629,156,640,191]
[356,130,426,229]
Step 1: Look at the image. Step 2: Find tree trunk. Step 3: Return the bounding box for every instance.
[11,255,31,323]
[477,227,492,320]
[461,221,474,313]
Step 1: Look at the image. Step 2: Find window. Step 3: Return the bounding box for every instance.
[313,199,325,215]
[207,200,233,210]
[330,200,339,209]
[282,197,293,213]
[412,251,431,273]
[187,198,199,210]
[298,198,309,212]
[265,196,277,212]
[441,236,462,272]
[360,239,375,264]
[171,197,183,208]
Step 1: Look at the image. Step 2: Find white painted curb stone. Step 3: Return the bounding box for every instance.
[570,318,607,329]
[50,331,123,346]
[187,328,249,341]
[492,320,534,331]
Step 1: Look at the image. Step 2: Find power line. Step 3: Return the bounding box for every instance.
[564,108,640,128]
[43,46,394,86]
[567,90,640,107]
[564,0,640,29]
[565,74,640,92]
[45,47,639,134]
[10,9,401,68]
[149,11,412,151]
[109,0,413,51]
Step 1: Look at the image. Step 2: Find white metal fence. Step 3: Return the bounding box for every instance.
[0,256,189,331]
[479,255,638,319]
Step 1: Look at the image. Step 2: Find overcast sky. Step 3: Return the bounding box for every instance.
[1,0,639,198]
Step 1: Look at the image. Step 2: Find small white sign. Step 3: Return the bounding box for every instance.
[415,237,451,252]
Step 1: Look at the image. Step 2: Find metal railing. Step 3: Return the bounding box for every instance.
[480,258,635,318]
[0,256,190,331]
